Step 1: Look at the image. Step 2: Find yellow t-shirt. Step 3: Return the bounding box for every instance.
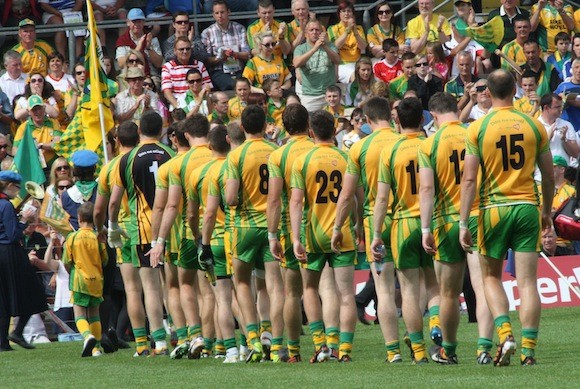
[405,14,451,53]
[327,22,366,63]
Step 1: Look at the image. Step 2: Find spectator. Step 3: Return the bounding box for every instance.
[0,135,11,164]
[426,42,449,82]
[62,62,85,118]
[342,107,369,150]
[562,33,580,81]
[488,0,531,48]
[444,51,479,110]
[116,67,161,125]
[0,93,15,137]
[405,0,451,55]
[549,156,576,256]
[2,0,42,27]
[180,69,211,117]
[547,32,571,80]
[243,32,291,94]
[61,150,98,230]
[247,0,291,58]
[42,157,72,208]
[116,9,163,84]
[459,78,491,122]
[13,95,62,169]
[161,12,209,64]
[14,73,60,122]
[141,75,168,125]
[263,78,286,142]
[407,54,444,110]
[208,91,230,124]
[293,19,340,111]
[514,71,541,118]
[327,0,367,83]
[92,0,128,48]
[45,52,75,94]
[389,51,416,101]
[161,36,212,111]
[373,38,403,83]
[228,77,251,122]
[0,170,47,352]
[520,40,561,97]
[0,51,28,106]
[287,0,312,52]
[323,85,345,128]
[203,0,257,13]
[538,93,578,167]
[501,16,531,71]
[346,57,376,107]
[201,0,251,92]
[367,1,405,59]
[11,19,55,76]
[530,0,574,54]
[117,49,146,92]
[38,0,83,58]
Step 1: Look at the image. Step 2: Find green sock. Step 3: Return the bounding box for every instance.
[188,325,202,340]
[215,339,226,354]
[287,339,300,357]
[240,333,248,347]
[477,337,493,354]
[326,326,339,350]
[246,323,260,344]
[385,340,401,362]
[203,337,214,352]
[409,331,426,361]
[521,328,538,357]
[271,336,283,354]
[260,320,272,334]
[133,327,148,352]
[494,315,512,343]
[176,327,188,343]
[151,328,166,342]
[429,306,440,330]
[339,332,354,358]
[442,341,457,357]
[224,337,237,351]
[309,320,326,349]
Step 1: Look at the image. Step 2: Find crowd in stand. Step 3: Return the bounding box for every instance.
[0,0,578,367]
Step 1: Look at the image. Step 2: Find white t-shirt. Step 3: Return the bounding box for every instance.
[534,116,578,181]
[45,73,75,93]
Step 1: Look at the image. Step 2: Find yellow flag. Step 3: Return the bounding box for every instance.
[455,16,504,53]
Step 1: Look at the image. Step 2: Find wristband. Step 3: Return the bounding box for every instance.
[333,225,342,232]
[150,240,157,248]
[157,237,166,245]
[268,232,278,240]
[108,221,119,230]
[421,228,430,234]
[459,220,468,229]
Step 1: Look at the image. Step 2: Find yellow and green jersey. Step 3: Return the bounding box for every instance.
[418,121,479,227]
[466,107,549,208]
[501,40,526,70]
[379,132,425,220]
[190,157,227,245]
[366,23,405,49]
[170,145,212,241]
[157,151,187,254]
[247,18,287,58]
[531,3,574,53]
[290,143,355,253]
[514,96,540,118]
[208,158,232,236]
[388,74,409,101]
[242,55,290,89]
[267,97,286,132]
[226,138,278,228]
[327,22,365,63]
[98,153,130,230]
[116,140,175,246]
[12,40,54,76]
[346,127,402,219]
[267,135,314,237]
[62,227,108,298]
[228,96,247,122]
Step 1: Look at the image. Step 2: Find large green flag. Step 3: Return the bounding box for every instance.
[455,16,504,53]
[12,125,46,197]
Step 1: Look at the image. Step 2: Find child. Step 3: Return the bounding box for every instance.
[263,78,287,143]
[426,41,449,82]
[62,202,108,357]
[323,85,345,128]
[228,77,251,122]
[373,38,403,83]
[514,71,540,118]
[546,32,571,81]
[389,52,416,100]
[342,108,368,151]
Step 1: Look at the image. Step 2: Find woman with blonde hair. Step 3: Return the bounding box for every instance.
[242,32,291,94]
[118,50,147,92]
[346,57,376,107]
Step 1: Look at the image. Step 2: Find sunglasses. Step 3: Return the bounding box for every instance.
[30,78,44,83]
[415,62,429,68]
[143,82,153,87]
[128,77,145,82]
[128,59,142,64]
[174,20,189,25]
[177,47,192,52]
[262,42,276,48]
[188,78,203,84]
[377,9,392,15]
[475,85,487,93]
[0,144,8,149]
[56,165,70,171]
[58,184,72,190]
[354,117,366,123]
[75,70,85,75]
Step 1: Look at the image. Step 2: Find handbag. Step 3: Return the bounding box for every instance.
[553,168,580,240]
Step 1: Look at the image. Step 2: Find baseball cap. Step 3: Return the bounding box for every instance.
[28,95,44,110]
[454,0,471,5]
[553,155,568,168]
[18,19,36,28]
[125,67,145,79]
[71,150,99,168]
[127,8,146,21]
[0,171,22,183]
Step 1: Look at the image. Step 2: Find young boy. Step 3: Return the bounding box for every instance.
[515,71,540,118]
[389,52,416,101]
[373,38,403,83]
[546,32,571,81]
[323,85,345,128]
[63,202,108,357]
[263,78,287,143]
[228,77,251,122]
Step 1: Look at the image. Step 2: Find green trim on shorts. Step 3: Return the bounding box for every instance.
[392,217,433,270]
[72,292,103,307]
[212,244,231,278]
[433,220,465,264]
[280,234,299,270]
[117,239,132,265]
[232,227,274,270]
[167,252,179,266]
[364,215,394,263]
[178,238,200,270]
[132,244,154,268]
[301,250,356,272]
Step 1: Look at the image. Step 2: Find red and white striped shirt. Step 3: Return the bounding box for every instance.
[161,59,213,97]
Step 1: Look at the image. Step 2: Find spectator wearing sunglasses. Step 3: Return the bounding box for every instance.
[407,55,444,110]
[116,67,161,125]
[243,32,291,95]
[162,12,209,64]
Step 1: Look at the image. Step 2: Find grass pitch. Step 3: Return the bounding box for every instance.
[2,307,579,388]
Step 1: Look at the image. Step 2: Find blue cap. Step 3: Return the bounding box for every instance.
[360,123,372,136]
[71,150,99,167]
[0,171,22,183]
[127,8,146,21]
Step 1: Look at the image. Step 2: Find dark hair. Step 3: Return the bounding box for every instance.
[212,0,230,10]
[102,55,117,81]
[487,69,516,100]
[73,166,97,181]
[401,51,416,62]
[523,39,540,51]
[227,121,246,145]
[241,105,266,134]
[396,97,423,128]
[261,77,279,93]
[174,35,191,49]
[325,85,342,96]
[77,201,94,224]
[116,121,139,147]
[172,108,186,121]
[186,68,202,79]
[382,38,399,52]
[174,124,190,146]
[554,31,571,45]
[310,110,335,141]
[351,107,363,120]
[564,166,577,185]
[337,0,355,18]
[172,11,189,22]
[258,0,273,8]
[248,92,267,107]
[540,93,562,110]
[283,104,309,135]
[363,96,391,122]
[139,111,163,137]
[208,124,231,154]
[47,51,64,63]
[24,72,55,100]
[182,113,210,138]
[513,15,530,25]
[235,77,251,88]
[428,92,458,114]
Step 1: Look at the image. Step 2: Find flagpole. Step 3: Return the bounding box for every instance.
[98,103,109,164]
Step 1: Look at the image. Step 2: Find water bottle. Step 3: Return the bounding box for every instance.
[375,244,386,274]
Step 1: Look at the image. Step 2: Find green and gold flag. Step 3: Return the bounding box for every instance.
[455,16,504,53]
[12,125,46,198]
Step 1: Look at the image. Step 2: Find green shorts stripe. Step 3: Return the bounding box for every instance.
[178,238,200,270]
[392,217,433,270]
[232,227,274,270]
[212,244,231,278]
[71,292,103,307]
[301,250,356,272]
